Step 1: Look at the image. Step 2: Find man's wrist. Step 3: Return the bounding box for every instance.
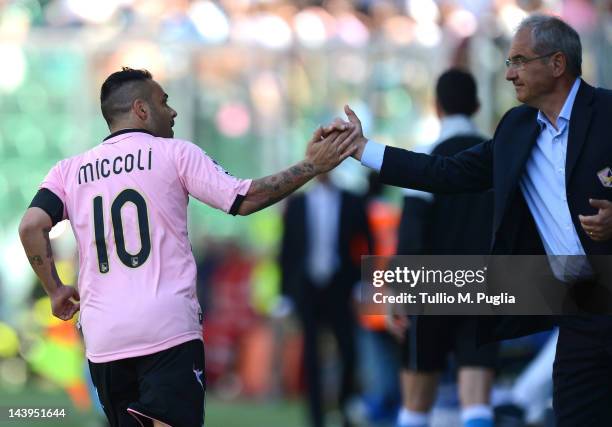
[48,283,65,297]
[355,137,367,161]
[300,160,319,177]
[361,139,385,171]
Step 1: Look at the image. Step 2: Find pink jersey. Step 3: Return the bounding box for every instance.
[40,130,251,363]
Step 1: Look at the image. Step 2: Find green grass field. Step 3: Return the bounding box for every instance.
[0,385,308,427]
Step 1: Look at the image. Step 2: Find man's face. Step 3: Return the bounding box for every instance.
[145,80,177,138]
[505,29,556,107]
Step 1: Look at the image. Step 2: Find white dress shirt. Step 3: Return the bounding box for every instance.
[305,181,341,286]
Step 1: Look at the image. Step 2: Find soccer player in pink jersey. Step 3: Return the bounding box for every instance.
[18,68,359,427]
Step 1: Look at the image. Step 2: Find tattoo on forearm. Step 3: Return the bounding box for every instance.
[29,255,44,266]
[253,162,315,209]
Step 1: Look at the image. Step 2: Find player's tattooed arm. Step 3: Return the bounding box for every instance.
[19,207,80,321]
[29,255,44,266]
[237,125,358,215]
[21,215,60,292]
[237,161,317,215]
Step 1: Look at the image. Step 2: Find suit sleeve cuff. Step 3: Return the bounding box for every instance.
[360,140,385,171]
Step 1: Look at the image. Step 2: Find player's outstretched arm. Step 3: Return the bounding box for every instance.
[236,125,358,216]
[19,208,80,320]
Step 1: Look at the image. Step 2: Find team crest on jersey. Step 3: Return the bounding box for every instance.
[597,167,612,188]
[131,257,139,267]
[201,148,233,176]
[100,262,109,273]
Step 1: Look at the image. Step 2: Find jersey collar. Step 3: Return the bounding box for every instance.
[103,128,156,142]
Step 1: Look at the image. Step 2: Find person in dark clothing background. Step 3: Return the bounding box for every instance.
[280,172,372,427]
[392,69,498,427]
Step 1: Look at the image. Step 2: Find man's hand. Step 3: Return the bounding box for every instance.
[50,285,80,321]
[579,199,612,241]
[305,125,357,174]
[343,105,367,161]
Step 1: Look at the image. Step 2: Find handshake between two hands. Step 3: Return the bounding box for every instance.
[304,105,368,174]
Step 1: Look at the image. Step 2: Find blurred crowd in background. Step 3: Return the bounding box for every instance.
[1,0,612,426]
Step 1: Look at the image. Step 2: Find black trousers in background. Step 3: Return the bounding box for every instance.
[553,316,612,426]
[297,279,356,427]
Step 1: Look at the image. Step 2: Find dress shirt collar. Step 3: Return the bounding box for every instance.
[437,114,479,143]
[536,78,581,131]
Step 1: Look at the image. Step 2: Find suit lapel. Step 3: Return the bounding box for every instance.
[495,115,540,232]
[505,119,540,191]
[566,82,595,186]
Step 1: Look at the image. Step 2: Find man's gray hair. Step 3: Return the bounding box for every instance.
[517,15,582,77]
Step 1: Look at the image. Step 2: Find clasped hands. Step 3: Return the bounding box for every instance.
[312,107,612,243]
[305,105,368,174]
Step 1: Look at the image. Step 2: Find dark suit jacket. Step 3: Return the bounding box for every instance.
[379,81,612,339]
[280,189,371,309]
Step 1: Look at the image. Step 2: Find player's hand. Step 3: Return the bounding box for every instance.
[343,105,368,161]
[321,118,351,136]
[305,126,357,174]
[579,199,612,241]
[321,107,367,161]
[50,285,80,321]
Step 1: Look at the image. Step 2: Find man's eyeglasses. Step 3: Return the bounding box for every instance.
[505,52,557,69]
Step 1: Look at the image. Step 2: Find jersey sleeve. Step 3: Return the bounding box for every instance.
[39,162,68,221]
[173,140,252,213]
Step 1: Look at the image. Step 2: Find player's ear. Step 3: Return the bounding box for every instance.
[133,99,148,121]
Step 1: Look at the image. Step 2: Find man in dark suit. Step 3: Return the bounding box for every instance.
[332,14,612,427]
[280,173,371,427]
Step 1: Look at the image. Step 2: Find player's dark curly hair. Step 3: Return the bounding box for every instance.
[100,67,153,126]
